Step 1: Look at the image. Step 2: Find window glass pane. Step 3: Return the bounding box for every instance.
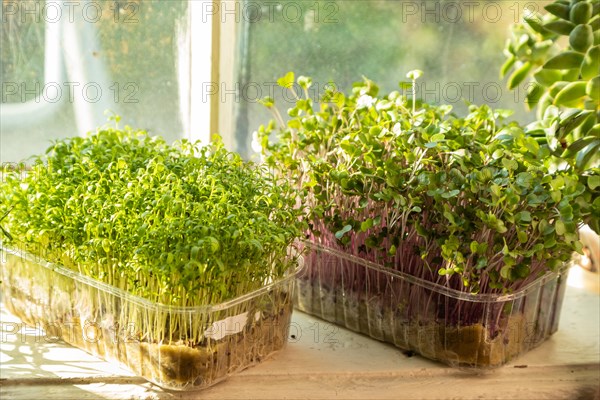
[234,0,541,158]
[96,0,189,133]
[1,7,45,101]
[1,0,190,163]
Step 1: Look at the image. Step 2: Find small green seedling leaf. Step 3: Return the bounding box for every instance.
[335,224,353,239]
[277,72,295,89]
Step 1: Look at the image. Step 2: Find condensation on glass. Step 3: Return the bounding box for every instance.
[232,0,538,158]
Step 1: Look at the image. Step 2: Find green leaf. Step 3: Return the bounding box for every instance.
[517,172,533,188]
[360,218,374,232]
[524,137,540,154]
[563,136,598,157]
[443,210,456,224]
[470,241,479,254]
[514,264,531,279]
[0,225,13,241]
[570,2,592,25]
[545,2,571,20]
[335,224,353,239]
[500,265,512,279]
[551,190,562,203]
[525,16,548,35]
[526,83,544,108]
[500,56,516,79]
[496,220,508,234]
[544,235,557,248]
[559,109,594,138]
[508,62,533,90]
[277,72,295,89]
[544,20,576,36]
[587,75,600,101]
[518,211,532,222]
[502,158,518,171]
[259,96,274,108]
[581,46,600,80]
[389,244,397,256]
[518,230,528,243]
[191,246,200,260]
[406,69,423,80]
[533,69,563,87]
[554,81,587,105]
[559,204,574,221]
[590,15,600,31]
[555,219,566,236]
[588,175,600,190]
[589,124,600,138]
[475,257,488,270]
[441,189,460,199]
[569,24,594,52]
[576,141,600,170]
[539,219,552,235]
[332,92,345,107]
[102,238,111,253]
[490,184,503,198]
[430,133,445,142]
[297,75,312,90]
[543,51,585,69]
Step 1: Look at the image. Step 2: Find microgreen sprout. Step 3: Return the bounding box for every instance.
[0,125,304,311]
[406,69,423,115]
[258,72,599,330]
[0,206,14,241]
[0,125,305,387]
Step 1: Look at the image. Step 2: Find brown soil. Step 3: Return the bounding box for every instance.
[3,281,293,390]
[295,279,543,369]
[122,306,292,388]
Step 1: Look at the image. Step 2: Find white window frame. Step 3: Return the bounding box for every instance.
[189,0,238,149]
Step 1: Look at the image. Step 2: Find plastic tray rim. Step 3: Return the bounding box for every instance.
[303,239,568,303]
[1,241,303,313]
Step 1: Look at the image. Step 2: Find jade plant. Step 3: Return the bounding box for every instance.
[502,0,599,174]
[258,71,600,296]
[0,122,303,307]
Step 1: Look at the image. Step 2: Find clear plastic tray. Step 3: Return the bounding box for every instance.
[295,241,569,369]
[1,243,301,390]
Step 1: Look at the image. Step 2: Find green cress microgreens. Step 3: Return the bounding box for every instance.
[258,71,599,297]
[0,125,303,314]
[0,206,14,241]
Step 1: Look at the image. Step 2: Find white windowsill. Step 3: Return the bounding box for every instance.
[1,266,598,400]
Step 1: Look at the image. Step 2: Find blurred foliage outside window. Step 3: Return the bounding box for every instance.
[1,0,545,162]
[234,0,546,157]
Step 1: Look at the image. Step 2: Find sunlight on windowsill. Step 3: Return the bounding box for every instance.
[568,259,600,294]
